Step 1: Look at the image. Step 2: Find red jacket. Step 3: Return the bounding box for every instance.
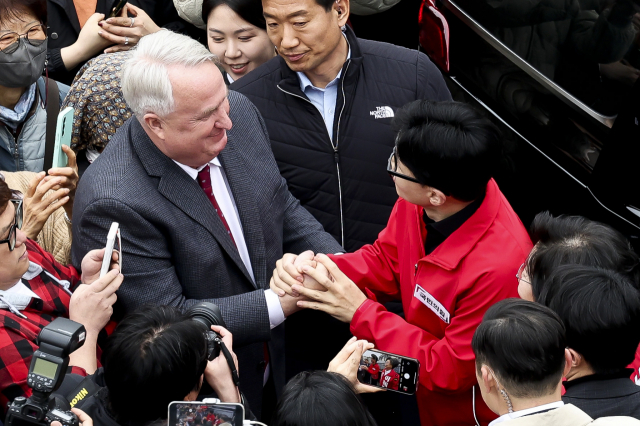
[380,368,400,390]
[331,180,532,426]
[366,362,381,379]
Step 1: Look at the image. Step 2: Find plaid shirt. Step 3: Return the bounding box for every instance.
[0,240,87,414]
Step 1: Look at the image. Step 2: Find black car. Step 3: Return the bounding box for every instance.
[418,0,640,247]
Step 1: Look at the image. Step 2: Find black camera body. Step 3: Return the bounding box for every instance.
[186,302,226,360]
[5,318,86,426]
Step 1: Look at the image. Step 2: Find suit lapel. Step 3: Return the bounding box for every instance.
[219,140,267,290]
[129,119,256,287]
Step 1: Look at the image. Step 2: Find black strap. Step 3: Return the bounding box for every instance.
[44,77,60,172]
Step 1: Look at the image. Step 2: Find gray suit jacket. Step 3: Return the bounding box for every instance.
[71,91,342,415]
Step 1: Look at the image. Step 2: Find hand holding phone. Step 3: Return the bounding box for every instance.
[357,349,419,395]
[100,222,121,278]
[52,107,74,169]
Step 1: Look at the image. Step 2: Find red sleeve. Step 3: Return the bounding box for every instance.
[390,371,400,390]
[367,363,381,378]
[329,199,403,301]
[0,325,37,411]
[26,240,81,288]
[350,270,519,393]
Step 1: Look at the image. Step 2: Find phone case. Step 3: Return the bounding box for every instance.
[52,107,74,169]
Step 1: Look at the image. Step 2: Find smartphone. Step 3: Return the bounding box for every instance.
[51,107,74,169]
[100,222,122,278]
[168,402,244,426]
[357,349,420,395]
[109,0,128,17]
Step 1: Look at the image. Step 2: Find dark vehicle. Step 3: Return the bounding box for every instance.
[418,0,640,247]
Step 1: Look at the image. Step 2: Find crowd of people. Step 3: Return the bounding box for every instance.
[1,0,639,425]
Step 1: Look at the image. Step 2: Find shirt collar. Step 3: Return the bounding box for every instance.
[488,401,564,426]
[173,157,222,180]
[424,194,484,242]
[297,32,351,92]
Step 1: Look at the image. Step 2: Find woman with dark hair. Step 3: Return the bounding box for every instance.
[201,0,275,83]
[271,371,378,426]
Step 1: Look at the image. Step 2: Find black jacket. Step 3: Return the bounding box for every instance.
[562,370,640,420]
[46,0,196,85]
[231,26,452,252]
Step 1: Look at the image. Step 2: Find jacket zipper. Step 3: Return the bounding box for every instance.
[277,60,351,248]
[10,128,19,170]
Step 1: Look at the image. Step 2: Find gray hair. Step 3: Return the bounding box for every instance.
[121,30,217,118]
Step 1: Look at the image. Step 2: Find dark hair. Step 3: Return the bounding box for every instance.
[102,306,209,426]
[526,212,640,300]
[387,358,399,369]
[392,100,502,201]
[370,354,378,362]
[538,265,640,374]
[0,0,47,27]
[201,0,266,29]
[271,371,377,426]
[0,179,11,216]
[472,299,566,398]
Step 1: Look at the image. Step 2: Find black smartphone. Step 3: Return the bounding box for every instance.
[357,349,420,395]
[168,402,244,426]
[109,0,128,18]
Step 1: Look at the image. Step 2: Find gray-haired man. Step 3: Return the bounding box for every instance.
[71,30,342,417]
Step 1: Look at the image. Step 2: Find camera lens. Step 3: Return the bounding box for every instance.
[186,302,225,328]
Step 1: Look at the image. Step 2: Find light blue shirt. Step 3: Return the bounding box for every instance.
[297,40,351,142]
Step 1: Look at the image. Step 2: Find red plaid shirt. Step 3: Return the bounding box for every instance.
[0,240,87,413]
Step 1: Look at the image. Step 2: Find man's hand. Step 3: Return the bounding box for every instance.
[21,172,70,239]
[328,337,382,394]
[204,325,241,403]
[292,254,368,323]
[69,269,123,335]
[270,251,312,296]
[46,145,79,220]
[99,4,161,53]
[52,408,92,426]
[80,248,120,284]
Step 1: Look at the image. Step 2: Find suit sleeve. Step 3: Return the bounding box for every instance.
[329,199,403,301]
[349,268,519,393]
[72,198,271,347]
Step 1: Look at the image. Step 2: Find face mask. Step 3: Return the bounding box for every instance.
[0,38,47,88]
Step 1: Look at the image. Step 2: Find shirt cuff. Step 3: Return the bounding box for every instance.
[264,289,285,329]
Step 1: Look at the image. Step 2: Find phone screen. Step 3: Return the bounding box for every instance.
[357,349,420,395]
[168,402,244,426]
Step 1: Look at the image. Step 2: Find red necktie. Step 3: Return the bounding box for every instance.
[197,165,236,247]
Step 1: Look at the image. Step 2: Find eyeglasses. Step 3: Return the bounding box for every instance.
[0,23,47,54]
[516,263,530,284]
[387,147,421,184]
[0,199,23,251]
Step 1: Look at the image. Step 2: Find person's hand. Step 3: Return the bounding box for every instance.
[46,145,79,220]
[69,269,123,335]
[328,337,382,394]
[80,248,120,284]
[271,250,327,296]
[99,4,161,53]
[21,172,70,239]
[291,254,368,323]
[600,61,640,86]
[62,13,114,69]
[204,325,241,403]
[52,408,92,426]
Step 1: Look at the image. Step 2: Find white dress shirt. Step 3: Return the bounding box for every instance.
[174,158,286,329]
[489,401,565,425]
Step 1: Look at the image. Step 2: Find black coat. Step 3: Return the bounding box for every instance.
[231,26,451,252]
[46,0,198,85]
[562,370,640,420]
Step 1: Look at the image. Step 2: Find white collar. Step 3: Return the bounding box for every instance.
[173,157,222,180]
[489,401,564,425]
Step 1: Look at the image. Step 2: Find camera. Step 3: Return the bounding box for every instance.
[186,302,226,361]
[5,318,86,426]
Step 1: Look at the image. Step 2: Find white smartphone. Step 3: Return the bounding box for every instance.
[52,107,74,169]
[100,222,121,278]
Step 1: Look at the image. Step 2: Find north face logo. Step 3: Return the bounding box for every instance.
[370,106,394,119]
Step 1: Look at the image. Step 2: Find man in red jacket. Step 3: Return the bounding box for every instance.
[271,100,533,426]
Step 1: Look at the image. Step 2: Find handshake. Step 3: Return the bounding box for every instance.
[270,251,368,323]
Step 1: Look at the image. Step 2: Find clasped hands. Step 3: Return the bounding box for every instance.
[271,251,367,323]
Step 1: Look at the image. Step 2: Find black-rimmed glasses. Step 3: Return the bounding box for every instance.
[387,147,421,184]
[0,199,23,251]
[0,23,47,54]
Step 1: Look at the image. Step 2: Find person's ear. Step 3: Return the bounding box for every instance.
[428,188,447,206]
[143,113,166,141]
[563,348,574,376]
[480,365,496,393]
[334,0,350,25]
